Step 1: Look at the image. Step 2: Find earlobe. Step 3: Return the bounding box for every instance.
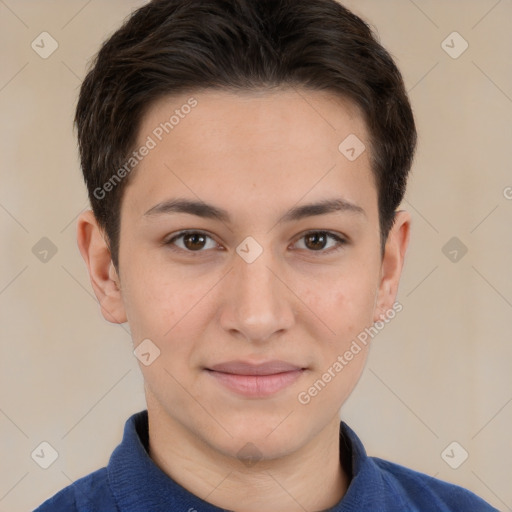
[373,210,410,323]
[76,210,127,324]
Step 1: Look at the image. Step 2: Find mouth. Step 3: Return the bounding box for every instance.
[205,360,307,398]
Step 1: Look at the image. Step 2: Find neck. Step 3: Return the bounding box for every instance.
[146,400,349,512]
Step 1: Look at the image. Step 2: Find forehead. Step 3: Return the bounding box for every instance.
[123,88,376,220]
[139,87,367,155]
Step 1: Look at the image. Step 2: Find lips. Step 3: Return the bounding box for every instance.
[208,360,303,375]
[205,360,306,397]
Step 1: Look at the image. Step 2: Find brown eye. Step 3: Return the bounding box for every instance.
[182,232,207,251]
[166,231,218,252]
[305,232,328,251]
[294,231,346,253]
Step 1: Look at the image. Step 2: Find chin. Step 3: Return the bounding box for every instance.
[199,411,308,461]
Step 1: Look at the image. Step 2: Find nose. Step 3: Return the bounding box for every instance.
[218,247,296,343]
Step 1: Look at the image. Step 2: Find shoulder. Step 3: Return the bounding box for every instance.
[33,467,118,512]
[372,457,499,511]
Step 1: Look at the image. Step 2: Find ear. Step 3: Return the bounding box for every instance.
[373,210,410,322]
[76,210,127,324]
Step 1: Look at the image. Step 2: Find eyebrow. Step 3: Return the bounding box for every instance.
[143,197,365,223]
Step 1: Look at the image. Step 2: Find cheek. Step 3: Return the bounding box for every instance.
[302,266,379,342]
[120,255,209,342]
[296,278,376,412]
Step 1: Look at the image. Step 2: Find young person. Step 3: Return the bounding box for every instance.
[35,0,498,510]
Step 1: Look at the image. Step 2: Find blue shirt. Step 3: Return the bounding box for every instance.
[34,410,498,511]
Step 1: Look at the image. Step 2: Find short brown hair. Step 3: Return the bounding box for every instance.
[75,0,417,270]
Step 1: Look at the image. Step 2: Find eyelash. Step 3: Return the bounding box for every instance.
[163,230,347,256]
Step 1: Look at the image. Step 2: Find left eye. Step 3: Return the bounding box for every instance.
[293,231,346,252]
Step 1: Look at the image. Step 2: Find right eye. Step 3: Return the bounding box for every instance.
[164,230,221,254]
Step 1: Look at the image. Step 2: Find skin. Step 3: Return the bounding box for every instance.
[77,88,410,512]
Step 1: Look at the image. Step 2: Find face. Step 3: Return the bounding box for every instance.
[79,88,409,461]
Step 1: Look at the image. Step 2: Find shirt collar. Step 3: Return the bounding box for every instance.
[107,409,384,511]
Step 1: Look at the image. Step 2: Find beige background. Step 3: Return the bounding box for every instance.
[0,1,511,510]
